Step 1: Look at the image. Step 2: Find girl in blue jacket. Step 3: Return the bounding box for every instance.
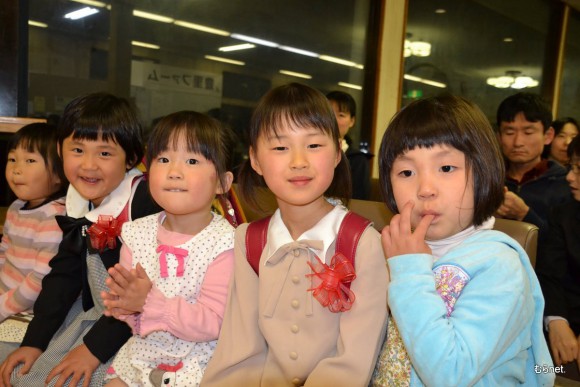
[373,94,554,386]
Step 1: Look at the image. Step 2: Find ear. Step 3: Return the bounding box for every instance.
[57,143,62,159]
[216,171,234,195]
[335,147,342,167]
[544,126,555,145]
[249,146,263,176]
[349,115,356,130]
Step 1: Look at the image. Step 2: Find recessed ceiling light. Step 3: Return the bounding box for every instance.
[174,20,230,36]
[279,70,312,79]
[219,43,255,52]
[503,37,514,42]
[64,7,99,20]
[404,74,447,88]
[133,9,173,23]
[435,9,446,14]
[204,55,245,66]
[231,34,278,48]
[132,41,160,50]
[338,82,362,90]
[319,55,358,67]
[70,0,107,7]
[29,20,48,28]
[278,46,318,58]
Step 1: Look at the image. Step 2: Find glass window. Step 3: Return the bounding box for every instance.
[27,0,372,153]
[403,0,550,122]
[558,7,580,119]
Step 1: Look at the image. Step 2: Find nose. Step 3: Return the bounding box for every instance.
[80,153,97,170]
[417,173,437,200]
[167,161,183,179]
[566,168,575,183]
[290,149,308,170]
[512,131,524,146]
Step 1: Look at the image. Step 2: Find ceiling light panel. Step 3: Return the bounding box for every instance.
[64,7,99,20]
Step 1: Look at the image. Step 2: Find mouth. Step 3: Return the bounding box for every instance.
[81,176,100,184]
[164,188,187,192]
[288,176,312,185]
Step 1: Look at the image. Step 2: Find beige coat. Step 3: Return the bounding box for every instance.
[202,211,388,387]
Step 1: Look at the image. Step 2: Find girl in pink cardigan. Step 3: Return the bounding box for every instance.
[101,111,236,386]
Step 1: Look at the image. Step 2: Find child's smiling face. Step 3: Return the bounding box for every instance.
[60,134,130,207]
[390,144,475,241]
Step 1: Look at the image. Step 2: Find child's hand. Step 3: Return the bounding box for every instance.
[45,343,99,387]
[0,346,42,387]
[104,263,152,314]
[382,201,433,259]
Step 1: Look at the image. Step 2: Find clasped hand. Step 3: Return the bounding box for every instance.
[101,263,152,319]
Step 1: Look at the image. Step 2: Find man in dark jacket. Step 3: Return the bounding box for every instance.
[496,92,571,235]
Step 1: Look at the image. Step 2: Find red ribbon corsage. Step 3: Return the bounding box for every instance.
[307,252,356,313]
[86,215,122,252]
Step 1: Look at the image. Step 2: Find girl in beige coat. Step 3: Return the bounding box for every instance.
[202,83,388,387]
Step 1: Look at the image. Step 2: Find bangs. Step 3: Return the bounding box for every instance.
[261,110,334,140]
[387,103,472,159]
[10,134,44,154]
[250,83,339,147]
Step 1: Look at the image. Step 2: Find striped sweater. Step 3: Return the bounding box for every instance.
[0,198,66,321]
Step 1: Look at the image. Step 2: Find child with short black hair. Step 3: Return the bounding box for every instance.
[374,94,553,386]
[0,92,160,387]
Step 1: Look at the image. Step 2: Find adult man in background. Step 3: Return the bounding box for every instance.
[495,92,570,235]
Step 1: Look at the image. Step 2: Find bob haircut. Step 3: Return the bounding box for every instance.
[146,111,235,194]
[238,82,351,210]
[496,92,552,133]
[9,122,68,198]
[326,90,356,117]
[379,94,505,227]
[57,92,143,169]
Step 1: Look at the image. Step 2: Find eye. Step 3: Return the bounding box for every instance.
[186,158,198,165]
[7,157,15,163]
[157,157,169,163]
[25,158,37,164]
[71,147,83,154]
[272,146,287,151]
[100,151,112,157]
[307,144,322,149]
[398,170,413,177]
[440,165,456,173]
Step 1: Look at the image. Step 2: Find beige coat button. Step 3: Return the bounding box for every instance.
[293,249,300,257]
[289,351,298,360]
[291,299,299,309]
[291,324,299,333]
[292,378,301,385]
[292,275,300,284]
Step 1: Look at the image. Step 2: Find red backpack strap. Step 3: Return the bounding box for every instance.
[245,216,272,275]
[335,211,372,270]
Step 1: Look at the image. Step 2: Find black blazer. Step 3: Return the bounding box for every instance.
[21,178,161,363]
[535,200,580,333]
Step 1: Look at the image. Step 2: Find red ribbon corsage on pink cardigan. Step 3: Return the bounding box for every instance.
[307,252,356,313]
[86,215,122,252]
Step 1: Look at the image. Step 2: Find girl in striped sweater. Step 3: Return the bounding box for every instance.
[0,123,67,329]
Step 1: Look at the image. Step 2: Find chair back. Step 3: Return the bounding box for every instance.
[232,186,539,266]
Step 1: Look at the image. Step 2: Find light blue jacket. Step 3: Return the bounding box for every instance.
[388,230,554,386]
